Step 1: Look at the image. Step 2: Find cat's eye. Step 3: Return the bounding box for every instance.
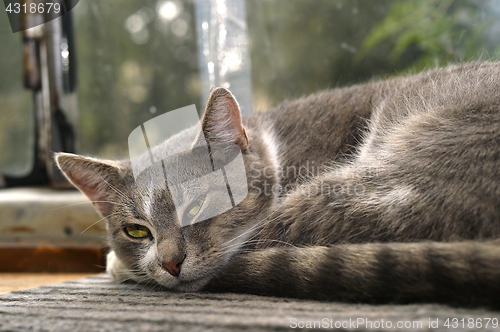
[185,196,205,219]
[125,225,150,238]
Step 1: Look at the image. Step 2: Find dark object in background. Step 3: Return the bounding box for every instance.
[4,2,78,188]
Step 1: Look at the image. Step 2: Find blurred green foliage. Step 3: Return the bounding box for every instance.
[247,0,397,108]
[356,0,500,73]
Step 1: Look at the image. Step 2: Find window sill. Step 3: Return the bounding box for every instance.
[0,187,106,272]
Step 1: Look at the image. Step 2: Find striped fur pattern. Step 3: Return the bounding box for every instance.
[56,62,500,308]
[207,241,500,307]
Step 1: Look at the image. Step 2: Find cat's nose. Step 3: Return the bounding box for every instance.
[162,258,184,277]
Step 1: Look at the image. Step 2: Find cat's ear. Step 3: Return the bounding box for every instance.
[199,87,248,152]
[55,152,124,216]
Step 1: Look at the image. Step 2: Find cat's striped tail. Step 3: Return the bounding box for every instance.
[206,241,500,308]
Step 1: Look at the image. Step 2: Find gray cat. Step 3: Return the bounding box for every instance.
[56,61,500,308]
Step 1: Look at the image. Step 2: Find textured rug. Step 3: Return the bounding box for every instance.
[0,273,499,331]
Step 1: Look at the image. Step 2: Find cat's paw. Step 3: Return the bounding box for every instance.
[106,251,132,282]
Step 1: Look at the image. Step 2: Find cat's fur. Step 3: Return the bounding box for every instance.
[56,62,500,308]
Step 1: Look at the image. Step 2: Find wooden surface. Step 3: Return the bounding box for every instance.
[0,273,95,294]
[0,273,499,331]
[0,187,104,243]
[0,245,106,272]
[0,187,107,273]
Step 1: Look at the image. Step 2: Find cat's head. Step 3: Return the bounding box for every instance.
[56,88,278,291]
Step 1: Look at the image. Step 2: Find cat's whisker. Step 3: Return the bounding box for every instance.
[220,239,265,252]
[115,269,151,290]
[94,170,135,206]
[224,199,297,249]
[238,196,315,249]
[49,200,133,211]
[222,238,297,251]
[132,275,149,288]
[78,211,124,236]
[113,270,143,276]
[220,199,290,249]
[141,276,161,291]
[220,239,299,258]
[48,201,93,210]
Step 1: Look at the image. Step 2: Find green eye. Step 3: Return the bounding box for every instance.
[186,197,205,219]
[125,225,150,238]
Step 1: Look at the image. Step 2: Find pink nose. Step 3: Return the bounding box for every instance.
[162,258,184,277]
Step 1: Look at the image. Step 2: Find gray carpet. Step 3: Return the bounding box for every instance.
[0,274,499,331]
